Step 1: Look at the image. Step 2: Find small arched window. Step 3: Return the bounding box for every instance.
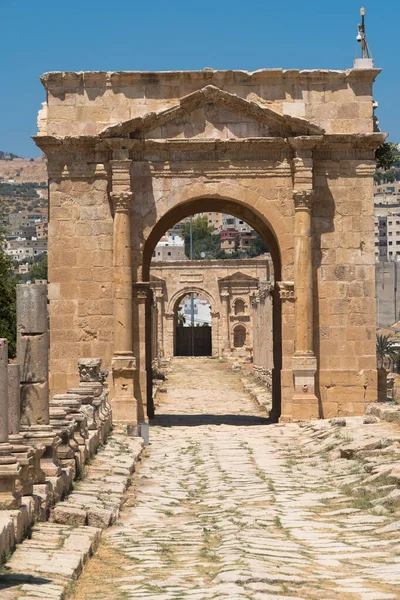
[234,325,246,348]
[234,299,245,315]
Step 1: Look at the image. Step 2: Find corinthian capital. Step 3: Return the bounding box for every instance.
[293,189,315,210]
[110,191,132,212]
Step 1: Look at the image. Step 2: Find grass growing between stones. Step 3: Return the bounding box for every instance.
[66,543,133,600]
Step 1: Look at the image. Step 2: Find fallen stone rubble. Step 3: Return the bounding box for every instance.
[0,431,143,600]
[297,411,400,518]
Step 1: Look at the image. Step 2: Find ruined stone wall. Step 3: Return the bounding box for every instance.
[38,69,376,138]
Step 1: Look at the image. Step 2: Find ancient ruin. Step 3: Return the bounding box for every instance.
[150,256,271,356]
[33,66,384,424]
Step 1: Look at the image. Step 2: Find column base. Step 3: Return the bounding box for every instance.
[112,354,137,424]
[20,425,62,482]
[0,443,21,509]
[290,353,320,420]
[9,434,34,496]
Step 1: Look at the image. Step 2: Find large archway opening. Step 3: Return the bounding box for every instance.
[144,197,282,423]
[174,291,212,357]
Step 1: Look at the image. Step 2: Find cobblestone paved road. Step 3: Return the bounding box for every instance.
[73,358,400,600]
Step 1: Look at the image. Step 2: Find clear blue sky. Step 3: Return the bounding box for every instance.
[1,0,398,157]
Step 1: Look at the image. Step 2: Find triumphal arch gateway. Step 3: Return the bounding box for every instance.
[34,66,384,424]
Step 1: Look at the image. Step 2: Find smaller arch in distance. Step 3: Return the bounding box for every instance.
[169,286,216,315]
[233,298,246,315]
[233,324,247,348]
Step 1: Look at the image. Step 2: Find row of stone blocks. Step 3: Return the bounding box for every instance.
[0,283,113,560]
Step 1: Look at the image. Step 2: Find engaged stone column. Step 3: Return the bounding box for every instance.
[210,311,219,357]
[289,137,320,419]
[133,282,150,424]
[110,154,137,425]
[17,283,61,480]
[293,189,315,355]
[155,292,164,358]
[0,339,21,508]
[220,291,230,351]
[164,312,174,358]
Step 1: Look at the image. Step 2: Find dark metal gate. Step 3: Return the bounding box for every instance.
[175,326,212,356]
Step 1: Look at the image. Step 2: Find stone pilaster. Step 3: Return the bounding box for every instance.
[220,290,230,351]
[210,311,220,357]
[0,339,21,508]
[155,291,164,358]
[133,282,150,424]
[289,137,319,420]
[110,154,137,425]
[164,312,175,358]
[17,283,61,481]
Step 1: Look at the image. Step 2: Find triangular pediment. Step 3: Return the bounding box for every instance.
[100,85,324,140]
[219,271,259,284]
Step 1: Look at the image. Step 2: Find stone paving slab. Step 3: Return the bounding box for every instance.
[70,358,400,600]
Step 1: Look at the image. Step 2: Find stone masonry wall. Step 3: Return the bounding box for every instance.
[38,69,376,137]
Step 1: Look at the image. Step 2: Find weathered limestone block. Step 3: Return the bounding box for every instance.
[8,364,36,499]
[17,284,62,481]
[16,283,48,334]
[8,364,21,436]
[8,365,35,497]
[50,393,85,476]
[0,339,21,509]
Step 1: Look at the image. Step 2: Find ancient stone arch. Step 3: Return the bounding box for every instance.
[233,324,247,348]
[35,67,384,425]
[233,299,246,316]
[150,258,269,360]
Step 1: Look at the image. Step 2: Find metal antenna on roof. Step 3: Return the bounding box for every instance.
[356,6,372,59]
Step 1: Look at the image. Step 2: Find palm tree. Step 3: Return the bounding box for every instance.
[376,334,398,370]
[376,334,398,402]
[177,312,186,327]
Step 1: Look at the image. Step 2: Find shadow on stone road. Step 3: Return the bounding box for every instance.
[151,413,272,427]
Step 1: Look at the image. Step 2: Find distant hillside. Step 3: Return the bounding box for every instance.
[0,156,47,184]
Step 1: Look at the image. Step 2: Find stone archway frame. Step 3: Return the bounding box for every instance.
[232,322,249,349]
[232,297,247,316]
[137,182,289,424]
[34,69,387,425]
[168,287,218,358]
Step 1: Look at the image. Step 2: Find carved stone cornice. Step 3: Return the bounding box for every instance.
[288,136,323,152]
[277,281,295,301]
[293,189,315,210]
[110,191,132,212]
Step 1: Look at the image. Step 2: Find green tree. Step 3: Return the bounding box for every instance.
[0,230,17,358]
[376,334,398,371]
[19,254,48,283]
[247,233,268,258]
[181,216,221,259]
[177,312,186,326]
[376,142,399,171]
[382,169,395,183]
